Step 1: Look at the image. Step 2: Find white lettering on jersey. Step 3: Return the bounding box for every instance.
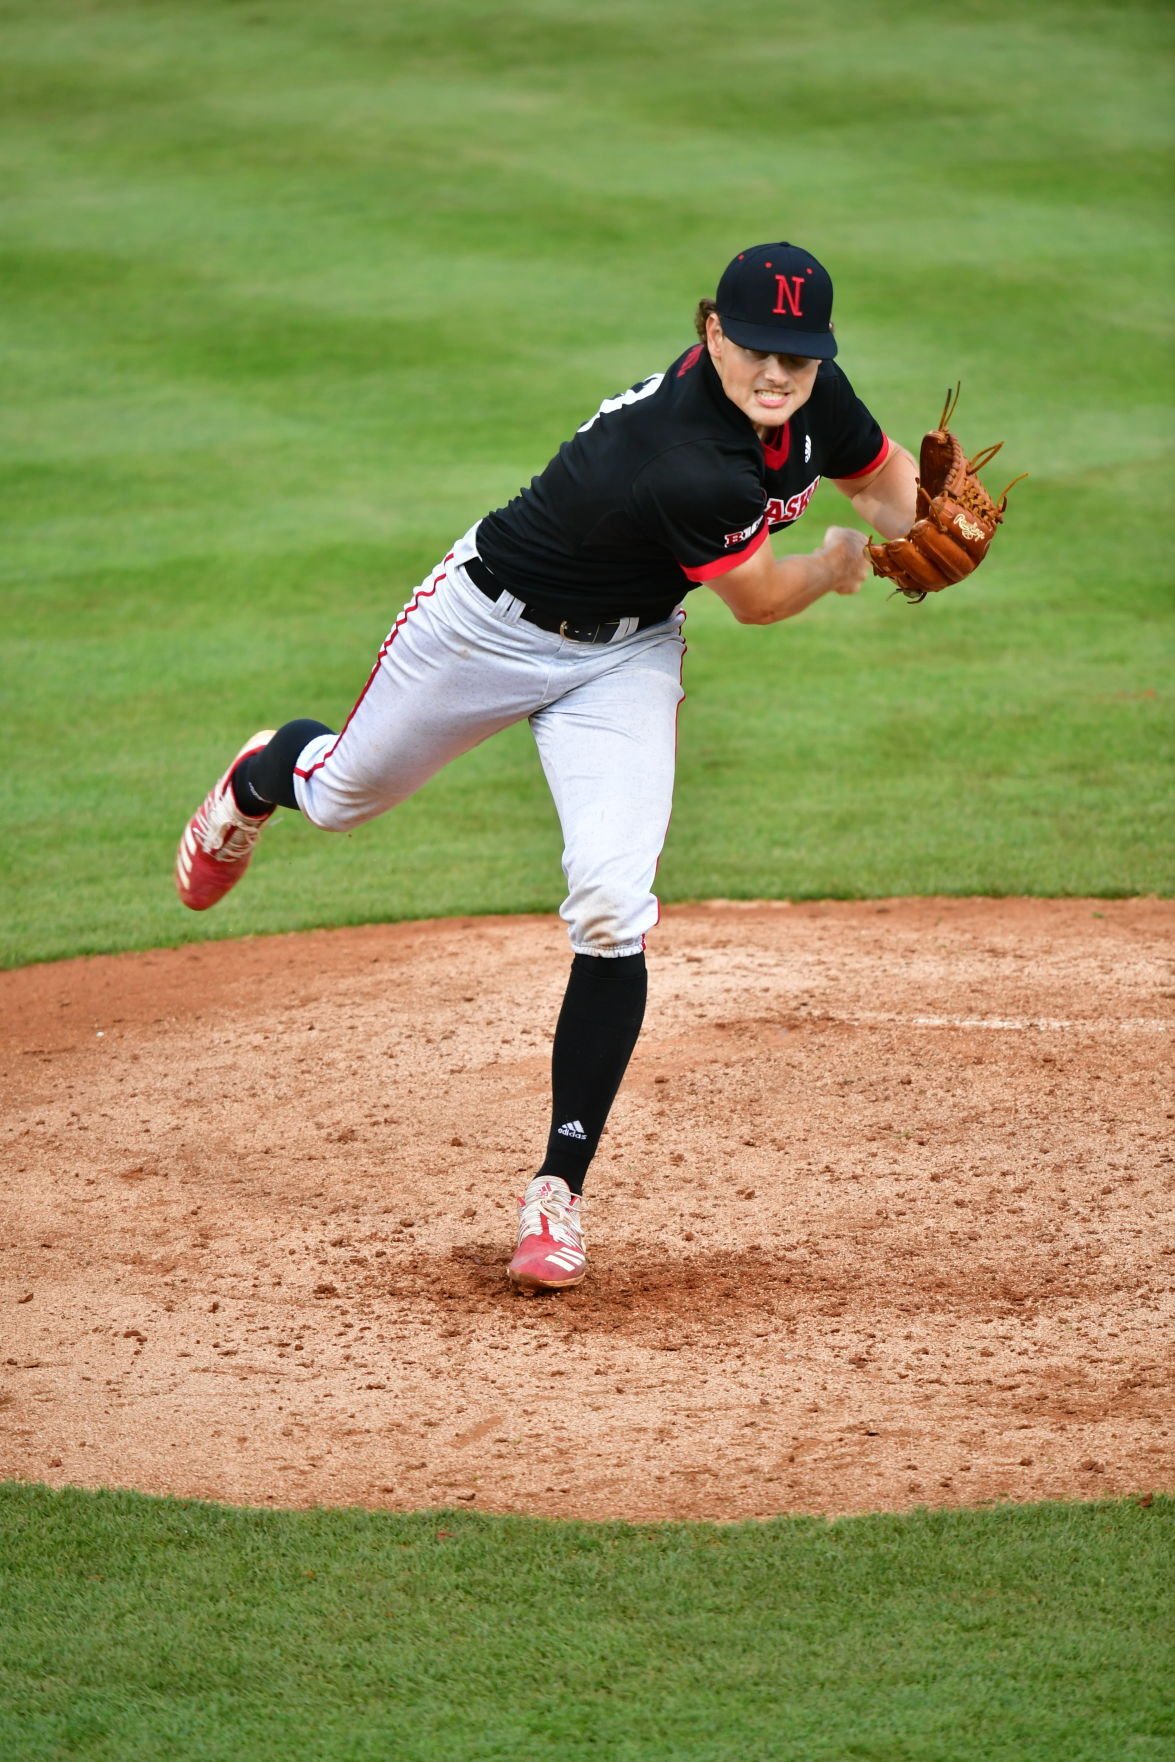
[766,476,821,526]
[724,513,765,548]
[577,373,665,433]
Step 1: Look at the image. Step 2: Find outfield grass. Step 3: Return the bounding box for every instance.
[1,1485,1170,1762]
[2,0,1172,966]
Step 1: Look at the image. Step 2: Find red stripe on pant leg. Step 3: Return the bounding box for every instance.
[294,554,455,783]
[650,608,688,937]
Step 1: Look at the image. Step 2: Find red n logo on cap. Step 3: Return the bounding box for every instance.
[772,275,805,317]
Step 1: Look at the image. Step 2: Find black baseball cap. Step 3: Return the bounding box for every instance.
[715,242,837,358]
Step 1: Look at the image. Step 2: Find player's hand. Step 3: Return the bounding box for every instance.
[820,525,870,595]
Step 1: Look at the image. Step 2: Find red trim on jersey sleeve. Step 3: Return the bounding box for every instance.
[679,518,770,583]
[676,344,704,378]
[835,434,892,480]
[294,554,454,783]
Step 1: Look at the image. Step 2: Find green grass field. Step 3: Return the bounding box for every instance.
[1,2,1172,1756]
[2,1487,1171,1762]
[2,0,1172,967]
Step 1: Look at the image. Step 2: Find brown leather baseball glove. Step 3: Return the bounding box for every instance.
[867,386,1025,602]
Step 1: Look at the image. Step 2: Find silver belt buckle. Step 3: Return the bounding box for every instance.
[559,617,615,643]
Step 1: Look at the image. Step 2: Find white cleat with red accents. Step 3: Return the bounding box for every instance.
[508,1176,587,1292]
[175,730,276,911]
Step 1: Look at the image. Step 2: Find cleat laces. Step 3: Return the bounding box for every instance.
[517,1183,583,1250]
[199,790,268,862]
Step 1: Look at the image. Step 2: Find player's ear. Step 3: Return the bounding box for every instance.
[704,311,724,358]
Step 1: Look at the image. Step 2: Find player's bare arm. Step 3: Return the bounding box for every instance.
[833,443,918,539]
[710,441,920,624]
[706,526,871,625]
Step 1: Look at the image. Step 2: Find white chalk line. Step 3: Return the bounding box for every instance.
[816,1012,1171,1034]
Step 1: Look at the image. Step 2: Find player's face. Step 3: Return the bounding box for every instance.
[705,315,820,430]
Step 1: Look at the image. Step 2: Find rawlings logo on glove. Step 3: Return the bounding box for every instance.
[867,386,1026,603]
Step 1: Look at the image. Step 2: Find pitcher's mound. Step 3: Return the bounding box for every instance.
[1,899,1170,1520]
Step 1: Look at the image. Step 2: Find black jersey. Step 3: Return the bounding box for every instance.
[475,345,888,621]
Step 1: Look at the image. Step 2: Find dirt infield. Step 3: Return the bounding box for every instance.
[2,899,1171,1521]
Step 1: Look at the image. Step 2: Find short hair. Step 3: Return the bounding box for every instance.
[694,298,718,341]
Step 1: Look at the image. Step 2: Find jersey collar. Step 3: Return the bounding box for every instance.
[760,423,791,468]
[698,348,792,464]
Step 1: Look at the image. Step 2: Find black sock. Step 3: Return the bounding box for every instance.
[230,719,335,815]
[536,951,648,1194]
[230,766,275,817]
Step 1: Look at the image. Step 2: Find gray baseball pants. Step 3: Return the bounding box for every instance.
[292,525,687,957]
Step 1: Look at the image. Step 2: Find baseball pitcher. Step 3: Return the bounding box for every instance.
[176,241,1016,1292]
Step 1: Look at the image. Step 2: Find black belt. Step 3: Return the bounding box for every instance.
[464,553,664,645]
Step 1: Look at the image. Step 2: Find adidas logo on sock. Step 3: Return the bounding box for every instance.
[557,1119,588,1141]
